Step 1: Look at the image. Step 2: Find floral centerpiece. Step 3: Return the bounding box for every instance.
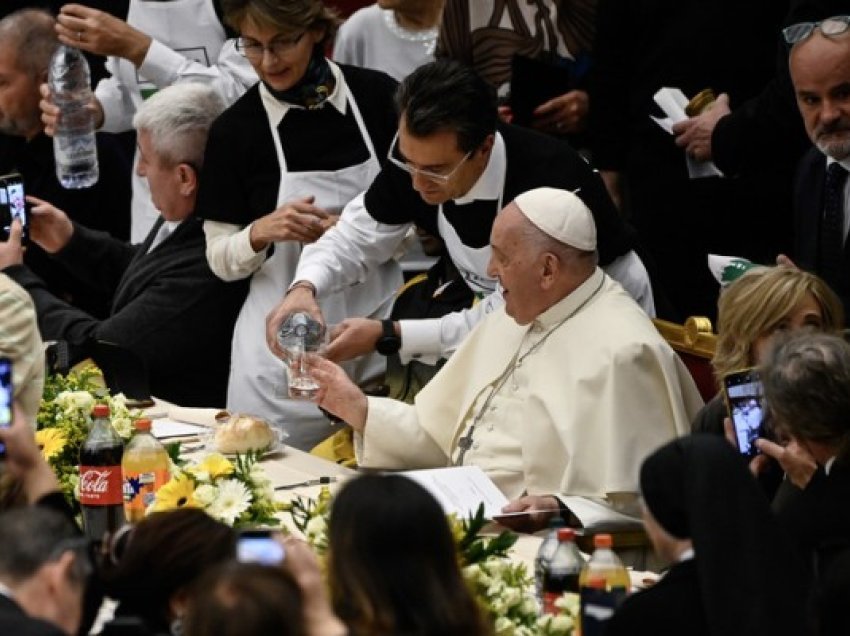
[35,366,138,507]
[149,451,284,527]
[286,495,580,635]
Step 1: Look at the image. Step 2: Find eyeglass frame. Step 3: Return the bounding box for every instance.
[783,15,850,45]
[236,31,306,61]
[386,132,473,185]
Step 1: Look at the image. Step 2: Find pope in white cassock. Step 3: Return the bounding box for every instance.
[310,187,703,532]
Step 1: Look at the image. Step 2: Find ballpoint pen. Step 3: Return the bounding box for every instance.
[274,475,335,491]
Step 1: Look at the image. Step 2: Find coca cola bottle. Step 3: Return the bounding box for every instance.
[79,404,125,542]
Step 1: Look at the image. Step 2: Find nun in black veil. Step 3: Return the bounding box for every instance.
[605,435,810,636]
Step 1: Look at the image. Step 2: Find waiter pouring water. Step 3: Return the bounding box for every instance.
[196,0,401,450]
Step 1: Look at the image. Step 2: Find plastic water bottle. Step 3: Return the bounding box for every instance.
[541,528,585,614]
[48,45,99,189]
[534,517,564,607]
[578,534,630,636]
[121,418,170,523]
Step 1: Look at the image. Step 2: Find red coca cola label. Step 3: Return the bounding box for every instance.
[79,465,123,505]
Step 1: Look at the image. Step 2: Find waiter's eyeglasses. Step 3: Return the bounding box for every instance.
[236,32,305,61]
[783,15,850,45]
[386,133,472,185]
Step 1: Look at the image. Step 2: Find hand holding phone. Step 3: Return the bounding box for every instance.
[236,529,285,565]
[723,368,766,459]
[0,173,29,245]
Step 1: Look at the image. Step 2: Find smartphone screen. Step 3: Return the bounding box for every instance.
[0,173,28,243]
[723,368,765,458]
[236,530,285,565]
[0,358,12,459]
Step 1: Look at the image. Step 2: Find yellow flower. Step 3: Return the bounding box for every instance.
[188,453,234,480]
[35,428,68,460]
[151,475,200,512]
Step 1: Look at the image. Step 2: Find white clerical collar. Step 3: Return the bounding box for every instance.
[0,581,13,600]
[677,547,695,563]
[161,219,182,235]
[826,156,850,173]
[453,131,506,205]
[531,268,605,331]
[259,60,348,126]
[825,455,838,476]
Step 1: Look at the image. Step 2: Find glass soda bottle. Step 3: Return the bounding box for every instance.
[122,418,170,523]
[79,404,125,542]
[542,528,585,614]
[534,517,565,607]
[578,534,631,636]
[48,44,99,189]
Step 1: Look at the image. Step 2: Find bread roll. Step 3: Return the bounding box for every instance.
[214,415,275,454]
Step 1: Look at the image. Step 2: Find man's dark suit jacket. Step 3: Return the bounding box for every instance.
[0,591,66,636]
[4,215,248,407]
[792,147,850,312]
[774,459,850,582]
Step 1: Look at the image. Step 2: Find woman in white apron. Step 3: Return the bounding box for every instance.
[55,0,257,242]
[198,0,402,450]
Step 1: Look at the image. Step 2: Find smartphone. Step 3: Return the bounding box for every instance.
[0,358,12,460]
[0,172,28,243]
[236,529,285,565]
[722,368,765,458]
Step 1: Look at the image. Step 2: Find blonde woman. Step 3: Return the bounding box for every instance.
[692,266,844,436]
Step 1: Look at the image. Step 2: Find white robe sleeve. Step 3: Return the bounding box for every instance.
[203,220,268,281]
[95,62,136,133]
[294,193,410,296]
[557,494,643,530]
[355,396,448,469]
[138,38,257,105]
[397,288,505,364]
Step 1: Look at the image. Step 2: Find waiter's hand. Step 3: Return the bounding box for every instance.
[309,356,368,433]
[57,4,152,66]
[266,284,324,358]
[249,197,329,252]
[532,90,589,135]
[324,318,382,362]
[495,495,561,533]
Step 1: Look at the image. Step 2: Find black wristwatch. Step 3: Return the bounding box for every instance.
[375,319,401,356]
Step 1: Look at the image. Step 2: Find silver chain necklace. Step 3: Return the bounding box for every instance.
[382,9,438,56]
[454,274,605,466]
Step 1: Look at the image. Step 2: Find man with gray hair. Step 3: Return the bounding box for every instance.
[0,83,248,407]
[0,507,88,635]
[310,187,702,535]
[0,8,131,316]
[759,331,850,578]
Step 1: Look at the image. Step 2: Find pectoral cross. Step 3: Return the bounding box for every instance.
[455,432,474,466]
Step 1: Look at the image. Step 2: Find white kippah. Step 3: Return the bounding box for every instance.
[513,187,597,251]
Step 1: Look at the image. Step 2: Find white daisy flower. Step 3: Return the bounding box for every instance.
[207,479,252,524]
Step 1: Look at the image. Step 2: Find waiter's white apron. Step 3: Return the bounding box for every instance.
[227,71,400,450]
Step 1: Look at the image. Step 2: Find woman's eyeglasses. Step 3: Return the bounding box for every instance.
[236,32,305,61]
[783,15,850,45]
